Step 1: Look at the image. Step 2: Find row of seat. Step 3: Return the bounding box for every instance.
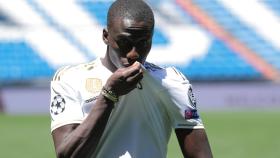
[0,0,278,82]
[264,0,280,17]
[0,40,262,81]
[193,0,280,71]
[0,42,54,81]
[180,39,261,80]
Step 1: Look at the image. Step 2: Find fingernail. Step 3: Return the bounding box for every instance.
[133,61,139,65]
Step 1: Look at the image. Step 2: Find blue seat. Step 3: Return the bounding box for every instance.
[0,41,54,81]
[192,0,280,73]
[179,39,261,80]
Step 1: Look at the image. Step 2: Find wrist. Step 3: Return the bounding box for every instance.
[101,86,119,103]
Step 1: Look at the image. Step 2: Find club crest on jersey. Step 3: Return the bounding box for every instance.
[188,86,197,108]
[51,95,66,115]
[85,78,102,93]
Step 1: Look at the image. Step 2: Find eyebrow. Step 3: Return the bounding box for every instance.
[126,25,152,30]
[125,26,153,34]
[116,34,151,43]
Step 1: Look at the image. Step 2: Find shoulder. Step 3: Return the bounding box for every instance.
[52,59,100,82]
[144,62,164,72]
[144,62,189,83]
[165,67,189,83]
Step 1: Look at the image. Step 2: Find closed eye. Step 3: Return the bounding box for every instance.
[116,39,133,53]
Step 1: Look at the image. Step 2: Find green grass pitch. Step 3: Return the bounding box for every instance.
[1,111,279,158]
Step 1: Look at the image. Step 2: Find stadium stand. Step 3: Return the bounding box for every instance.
[192,0,280,71]
[0,41,54,82]
[0,0,280,83]
[180,39,262,81]
[1,0,280,115]
[175,0,280,81]
[264,0,280,17]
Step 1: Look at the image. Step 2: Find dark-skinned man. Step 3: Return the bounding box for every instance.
[50,0,213,157]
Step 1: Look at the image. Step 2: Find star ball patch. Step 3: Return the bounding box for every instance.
[188,86,197,108]
[51,94,66,115]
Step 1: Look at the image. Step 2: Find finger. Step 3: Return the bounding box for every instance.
[122,62,143,78]
[126,70,143,83]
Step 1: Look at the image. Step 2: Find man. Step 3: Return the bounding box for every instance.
[50,0,213,157]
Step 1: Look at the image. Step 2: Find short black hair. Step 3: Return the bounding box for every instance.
[107,0,154,29]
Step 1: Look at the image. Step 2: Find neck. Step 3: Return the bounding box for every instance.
[101,48,118,72]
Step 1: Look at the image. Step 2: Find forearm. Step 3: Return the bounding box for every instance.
[56,95,114,158]
[176,129,213,158]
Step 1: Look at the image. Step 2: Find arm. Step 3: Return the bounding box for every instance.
[52,94,114,158]
[159,67,212,157]
[175,128,213,158]
[52,62,143,158]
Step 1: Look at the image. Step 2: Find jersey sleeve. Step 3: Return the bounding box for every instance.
[159,67,204,129]
[50,67,84,132]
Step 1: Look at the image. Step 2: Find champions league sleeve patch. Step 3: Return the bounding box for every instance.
[185,109,199,119]
[51,95,66,115]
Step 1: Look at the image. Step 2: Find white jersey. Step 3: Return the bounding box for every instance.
[50,58,204,158]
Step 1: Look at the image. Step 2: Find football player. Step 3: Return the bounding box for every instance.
[50,0,213,157]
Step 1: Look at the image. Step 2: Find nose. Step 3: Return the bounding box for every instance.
[126,47,140,63]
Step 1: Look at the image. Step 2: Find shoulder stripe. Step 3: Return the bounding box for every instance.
[52,66,71,81]
[171,67,187,81]
[52,59,99,81]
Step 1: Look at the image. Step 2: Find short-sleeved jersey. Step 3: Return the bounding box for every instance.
[50,58,204,158]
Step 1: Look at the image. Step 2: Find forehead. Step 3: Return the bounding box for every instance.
[109,17,153,38]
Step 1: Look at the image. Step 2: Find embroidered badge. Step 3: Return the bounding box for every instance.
[185,109,199,119]
[85,78,102,93]
[51,95,66,115]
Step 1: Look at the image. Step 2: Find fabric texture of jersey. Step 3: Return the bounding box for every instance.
[50,58,204,158]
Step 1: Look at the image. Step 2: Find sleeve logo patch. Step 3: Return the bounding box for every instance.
[188,86,197,108]
[51,95,66,115]
[185,109,199,119]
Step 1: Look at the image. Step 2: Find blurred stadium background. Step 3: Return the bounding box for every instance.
[0,0,280,158]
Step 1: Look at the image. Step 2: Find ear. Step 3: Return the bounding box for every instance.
[103,28,109,45]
